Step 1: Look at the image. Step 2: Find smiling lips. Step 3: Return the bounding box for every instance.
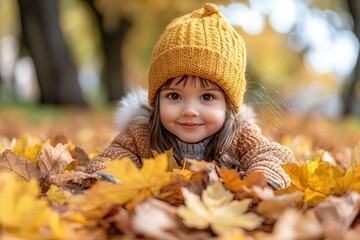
[179,122,203,130]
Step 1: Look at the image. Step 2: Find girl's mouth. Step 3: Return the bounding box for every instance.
[179,123,202,130]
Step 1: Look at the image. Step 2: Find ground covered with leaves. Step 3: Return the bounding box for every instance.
[1,104,360,240]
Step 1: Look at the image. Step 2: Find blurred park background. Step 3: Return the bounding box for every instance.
[0,0,360,156]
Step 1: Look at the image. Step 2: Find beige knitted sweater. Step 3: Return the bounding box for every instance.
[85,90,295,189]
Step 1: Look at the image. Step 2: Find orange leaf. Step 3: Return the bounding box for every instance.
[217,166,267,193]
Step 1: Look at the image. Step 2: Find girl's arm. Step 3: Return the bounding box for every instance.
[237,121,295,189]
[85,124,151,174]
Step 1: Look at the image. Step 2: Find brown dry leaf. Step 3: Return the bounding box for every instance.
[111,207,134,236]
[69,146,91,171]
[160,175,189,206]
[38,142,74,179]
[345,224,360,240]
[314,191,360,239]
[133,199,178,240]
[188,171,210,196]
[186,159,214,172]
[0,149,41,181]
[257,192,304,220]
[177,181,263,235]
[48,170,100,190]
[257,209,323,240]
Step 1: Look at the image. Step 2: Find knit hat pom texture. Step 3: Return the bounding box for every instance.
[148,3,247,113]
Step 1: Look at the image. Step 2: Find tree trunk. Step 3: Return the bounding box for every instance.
[17,0,86,106]
[84,0,132,102]
[344,0,360,115]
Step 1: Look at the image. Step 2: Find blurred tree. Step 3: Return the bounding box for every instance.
[83,0,131,102]
[17,0,86,106]
[345,0,360,115]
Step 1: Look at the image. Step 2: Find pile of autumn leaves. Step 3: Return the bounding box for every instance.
[1,136,360,240]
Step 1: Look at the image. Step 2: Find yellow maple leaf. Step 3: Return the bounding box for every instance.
[176,181,263,235]
[47,184,67,204]
[12,136,43,163]
[151,148,181,171]
[0,172,63,239]
[78,153,171,210]
[280,154,354,206]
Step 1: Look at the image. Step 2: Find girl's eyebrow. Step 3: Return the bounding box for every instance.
[160,87,180,91]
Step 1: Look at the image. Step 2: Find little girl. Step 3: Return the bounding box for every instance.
[85,3,295,189]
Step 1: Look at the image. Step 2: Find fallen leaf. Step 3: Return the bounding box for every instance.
[48,170,100,190]
[133,199,178,240]
[0,149,41,181]
[257,209,323,240]
[0,136,15,153]
[69,146,91,170]
[12,136,43,163]
[219,229,246,240]
[217,166,267,193]
[187,171,209,196]
[186,159,214,172]
[314,191,360,239]
[345,224,360,240]
[160,175,189,206]
[177,181,263,235]
[38,142,74,179]
[152,148,181,170]
[111,207,134,235]
[171,168,193,180]
[280,155,354,206]
[257,192,304,220]
[47,184,67,204]
[0,172,63,239]
[82,154,171,209]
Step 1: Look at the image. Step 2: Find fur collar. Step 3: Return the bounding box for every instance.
[114,89,256,132]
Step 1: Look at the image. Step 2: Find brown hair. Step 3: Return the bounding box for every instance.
[149,75,239,167]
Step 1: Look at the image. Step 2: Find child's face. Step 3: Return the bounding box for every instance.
[159,76,227,143]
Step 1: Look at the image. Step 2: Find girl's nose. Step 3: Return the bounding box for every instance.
[181,101,199,117]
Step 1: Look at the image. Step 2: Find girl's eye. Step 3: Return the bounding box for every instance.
[201,94,214,101]
[167,93,180,100]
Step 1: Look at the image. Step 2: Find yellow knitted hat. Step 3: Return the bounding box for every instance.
[148,3,247,113]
